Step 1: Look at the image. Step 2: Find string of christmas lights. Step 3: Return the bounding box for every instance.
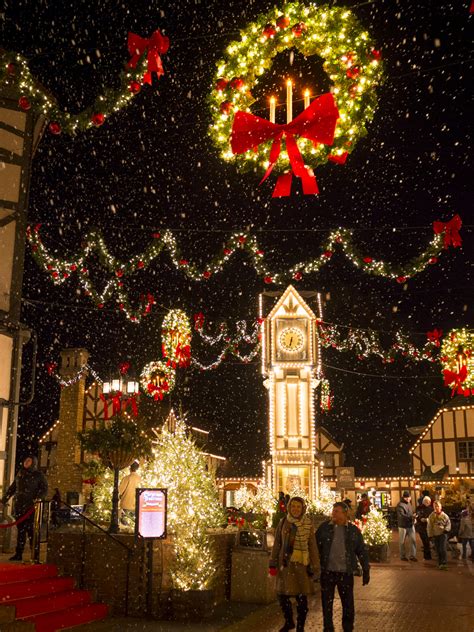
[0,30,168,135]
[27,218,459,321]
[46,362,103,387]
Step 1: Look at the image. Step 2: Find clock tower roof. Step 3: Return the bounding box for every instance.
[265,285,317,321]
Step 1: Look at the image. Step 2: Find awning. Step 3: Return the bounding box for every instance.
[419,465,449,481]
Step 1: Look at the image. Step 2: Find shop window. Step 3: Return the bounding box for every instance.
[458,440,474,461]
[321,453,335,467]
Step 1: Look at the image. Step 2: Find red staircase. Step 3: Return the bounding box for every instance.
[0,563,108,631]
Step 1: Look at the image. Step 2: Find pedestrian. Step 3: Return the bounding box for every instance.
[50,488,62,528]
[355,493,371,519]
[269,496,319,632]
[415,496,433,560]
[397,490,417,561]
[118,461,141,525]
[417,488,431,506]
[427,500,451,570]
[316,501,370,632]
[0,455,48,561]
[342,498,354,521]
[458,502,474,561]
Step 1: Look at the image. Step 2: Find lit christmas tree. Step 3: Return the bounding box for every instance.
[359,508,391,546]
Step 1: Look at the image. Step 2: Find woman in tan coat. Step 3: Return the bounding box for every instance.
[269,496,319,632]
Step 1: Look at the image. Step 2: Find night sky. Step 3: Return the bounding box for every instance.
[3,0,472,477]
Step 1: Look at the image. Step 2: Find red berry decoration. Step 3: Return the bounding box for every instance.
[264,276,273,284]
[263,23,277,38]
[223,248,232,256]
[203,271,211,279]
[429,257,438,264]
[91,113,105,126]
[7,63,15,76]
[129,81,141,94]
[220,101,233,115]
[238,235,246,244]
[230,77,245,90]
[116,270,123,277]
[396,276,407,284]
[97,303,104,309]
[276,15,290,29]
[216,78,228,92]
[323,250,333,258]
[137,261,145,269]
[292,22,307,37]
[18,96,31,111]
[70,264,77,272]
[256,250,264,256]
[346,66,360,79]
[48,121,62,135]
[371,49,382,61]
[363,257,373,263]
[179,259,188,266]
[293,271,303,281]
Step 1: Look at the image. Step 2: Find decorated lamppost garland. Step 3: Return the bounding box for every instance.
[209,2,383,197]
[440,328,473,397]
[27,216,461,321]
[0,30,169,135]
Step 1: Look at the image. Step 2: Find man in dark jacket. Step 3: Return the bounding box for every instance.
[397,490,417,561]
[316,502,370,632]
[415,496,433,560]
[1,455,48,561]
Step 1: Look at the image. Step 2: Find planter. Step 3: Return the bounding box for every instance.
[170,589,216,621]
[367,543,389,562]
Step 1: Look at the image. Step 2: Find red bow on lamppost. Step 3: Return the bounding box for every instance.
[127,29,170,84]
[231,93,339,197]
[433,214,462,249]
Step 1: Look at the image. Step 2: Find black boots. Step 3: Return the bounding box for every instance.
[9,553,22,561]
[296,595,308,632]
[279,595,295,632]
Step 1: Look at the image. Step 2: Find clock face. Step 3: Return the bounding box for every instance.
[278,327,305,353]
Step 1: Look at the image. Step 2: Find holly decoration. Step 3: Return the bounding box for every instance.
[1,29,168,136]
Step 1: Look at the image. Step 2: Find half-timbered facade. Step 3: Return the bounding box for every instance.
[316,426,345,479]
[409,397,474,479]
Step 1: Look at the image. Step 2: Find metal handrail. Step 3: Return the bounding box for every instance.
[33,499,133,615]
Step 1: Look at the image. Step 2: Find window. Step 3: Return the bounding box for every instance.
[321,453,335,467]
[458,440,474,461]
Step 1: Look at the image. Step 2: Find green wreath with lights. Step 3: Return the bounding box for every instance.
[140,360,176,401]
[209,2,383,178]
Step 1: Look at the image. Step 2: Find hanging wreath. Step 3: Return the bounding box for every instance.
[209,2,383,196]
[140,360,176,400]
[162,309,192,368]
[0,30,169,135]
[440,328,474,396]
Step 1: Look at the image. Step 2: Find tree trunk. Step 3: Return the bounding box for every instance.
[109,466,120,533]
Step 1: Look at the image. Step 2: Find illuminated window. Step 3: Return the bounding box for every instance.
[277,466,310,494]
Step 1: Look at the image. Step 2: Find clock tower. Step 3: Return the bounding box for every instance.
[260,286,321,500]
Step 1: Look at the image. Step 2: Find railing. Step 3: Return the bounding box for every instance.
[33,499,134,616]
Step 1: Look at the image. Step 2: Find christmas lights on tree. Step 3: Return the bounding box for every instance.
[357,508,391,546]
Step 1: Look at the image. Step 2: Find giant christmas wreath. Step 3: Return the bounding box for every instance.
[209,2,383,196]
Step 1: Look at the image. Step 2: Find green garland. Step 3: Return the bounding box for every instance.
[0,36,166,135]
[209,2,383,175]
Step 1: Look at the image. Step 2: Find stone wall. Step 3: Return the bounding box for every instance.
[47,528,235,618]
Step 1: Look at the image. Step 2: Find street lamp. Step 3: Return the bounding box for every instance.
[102,375,140,395]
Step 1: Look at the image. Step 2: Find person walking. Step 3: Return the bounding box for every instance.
[0,455,48,561]
[355,493,371,520]
[316,501,370,632]
[118,461,141,525]
[397,490,417,561]
[269,496,319,632]
[427,500,451,570]
[458,502,474,561]
[342,498,354,522]
[415,496,433,560]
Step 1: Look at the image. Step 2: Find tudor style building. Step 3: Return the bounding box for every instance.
[409,396,474,480]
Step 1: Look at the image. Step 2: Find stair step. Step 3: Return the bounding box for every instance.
[0,564,58,585]
[14,590,92,619]
[0,577,75,603]
[26,602,109,632]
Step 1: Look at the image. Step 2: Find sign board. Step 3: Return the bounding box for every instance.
[336,466,355,490]
[135,488,167,539]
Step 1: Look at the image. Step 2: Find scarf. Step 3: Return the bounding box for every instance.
[286,514,313,565]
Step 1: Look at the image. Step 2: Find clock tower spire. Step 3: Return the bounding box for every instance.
[260,286,321,500]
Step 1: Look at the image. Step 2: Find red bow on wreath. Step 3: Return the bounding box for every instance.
[175,343,191,368]
[433,214,462,249]
[231,93,339,197]
[194,312,205,330]
[443,365,468,397]
[426,328,443,346]
[147,381,169,401]
[127,29,170,84]
[119,361,130,375]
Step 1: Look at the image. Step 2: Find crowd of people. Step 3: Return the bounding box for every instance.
[270,490,474,632]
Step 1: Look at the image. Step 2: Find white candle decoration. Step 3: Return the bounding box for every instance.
[269,97,276,124]
[304,89,310,109]
[286,80,293,123]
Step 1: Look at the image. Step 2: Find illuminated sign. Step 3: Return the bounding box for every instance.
[135,488,167,539]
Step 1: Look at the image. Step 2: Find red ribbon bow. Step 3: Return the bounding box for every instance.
[443,365,468,396]
[127,30,169,84]
[433,214,462,249]
[427,328,443,346]
[175,343,191,368]
[231,93,339,197]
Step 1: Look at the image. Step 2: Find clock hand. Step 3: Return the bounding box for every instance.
[289,336,294,346]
